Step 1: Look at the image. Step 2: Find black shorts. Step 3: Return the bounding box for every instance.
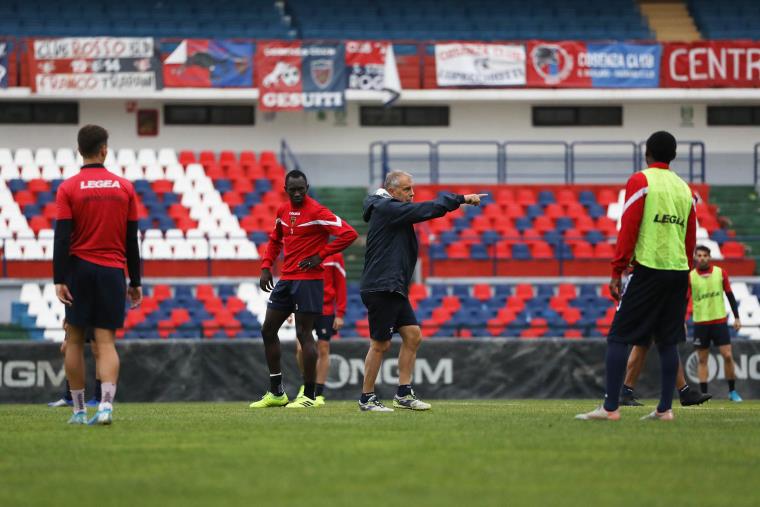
[65,256,127,331]
[693,323,731,349]
[267,279,323,315]
[608,265,689,347]
[315,314,335,341]
[361,291,418,342]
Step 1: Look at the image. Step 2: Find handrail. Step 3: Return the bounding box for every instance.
[371,139,709,184]
[754,142,760,186]
[279,139,301,173]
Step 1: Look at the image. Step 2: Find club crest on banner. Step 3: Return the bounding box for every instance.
[530,44,573,85]
[310,58,334,89]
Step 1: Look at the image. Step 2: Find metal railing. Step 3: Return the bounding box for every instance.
[280,139,302,173]
[370,139,708,185]
[754,142,760,186]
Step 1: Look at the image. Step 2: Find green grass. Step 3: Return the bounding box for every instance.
[2,400,759,507]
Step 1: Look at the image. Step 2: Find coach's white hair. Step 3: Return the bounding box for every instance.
[384,170,412,190]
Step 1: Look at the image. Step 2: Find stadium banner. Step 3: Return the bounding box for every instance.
[29,37,158,94]
[661,41,760,87]
[0,38,10,88]
[527,41,661,88]
[161,39,254,88]
[4,340,760,402]
[345,40,401,105]
[255,41,346,111]
[435,43,526,87]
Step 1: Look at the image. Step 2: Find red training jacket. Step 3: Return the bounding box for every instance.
[611,163,697,278]
[56,164,138,269]
[322,252,347,318]
[261,195,357,280]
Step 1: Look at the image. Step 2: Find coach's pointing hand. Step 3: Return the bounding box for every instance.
[463,194,488,206]
[55,283,73,306]
[609,277,622,302]
[260,268,274,292]
[298,254,323,271]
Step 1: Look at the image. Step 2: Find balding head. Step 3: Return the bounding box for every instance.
[384,170,414,202]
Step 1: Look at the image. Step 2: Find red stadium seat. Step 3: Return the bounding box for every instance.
[515,284,533,299]
[408,283,428,302]
[28,179,50,193]
[544,204,564,219]
[531,241,553,259]
[196,285,216,301]
[178,151,196,166]
[494,241,511,258]
[564,330,583,340]
[170,308,191,326]
[222,192,243,207]
[205,163,225,180]
[562,307,582,325]
[505,296,526,313]
[565,202,586,217]
[558,284,577,298]
[233,179,254,193]
[593,242,615,259]
[598,189,618,206]
[152,180,173,195]
[572,241,594,259]
[473,284,491,301]
[533,216,554,233]
[199,150,216,167]
[722,242,745,259]
[152,285,172,302]
[219,151,237,164]
[446,242,470,259]
[29,216,50,233]
[441,296,461,312]
[557,189,577,205]
[516,189,536,206]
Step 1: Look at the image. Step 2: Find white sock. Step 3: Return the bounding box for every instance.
[71,389,85,414]
[99,382,116,411]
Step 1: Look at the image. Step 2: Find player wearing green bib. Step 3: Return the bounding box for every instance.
[577,131,697,422]
[691,245,743,401]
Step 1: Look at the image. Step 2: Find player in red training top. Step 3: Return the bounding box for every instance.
[295,252,347,406]
[250,170,357,409]
[53,124,142,426]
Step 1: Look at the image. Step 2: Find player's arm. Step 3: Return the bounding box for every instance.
[333,255,347,330]
[260,213,284,291]
[384,193,484,226]
[52,186,73,306]
[300,210,358,269]
[609,173,647,300]
[684,193,697,270]
[723,270,741,330]
[125,185,142,308]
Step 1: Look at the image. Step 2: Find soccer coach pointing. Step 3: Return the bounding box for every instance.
[358,171,484,412]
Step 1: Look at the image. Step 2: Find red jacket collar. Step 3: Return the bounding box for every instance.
[649,162,670,169]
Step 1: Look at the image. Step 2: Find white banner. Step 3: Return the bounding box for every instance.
[435,43,526,87]
[33,37,154,59]
[35,72,157,93]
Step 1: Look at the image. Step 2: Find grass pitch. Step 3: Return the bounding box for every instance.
[1,400,759,507]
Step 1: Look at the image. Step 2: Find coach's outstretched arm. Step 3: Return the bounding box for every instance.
[376,191,485,226]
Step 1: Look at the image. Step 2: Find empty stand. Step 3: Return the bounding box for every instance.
[13,280,760,341]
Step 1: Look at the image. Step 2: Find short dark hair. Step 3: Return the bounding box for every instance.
[695,245,711,255]
[645,130,677,163]
[77,124,109,158]
[285,169,308,185]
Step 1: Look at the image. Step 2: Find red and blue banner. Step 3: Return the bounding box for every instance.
[256,41,346,112]
[526,41,661,88]
[162,39,253,88]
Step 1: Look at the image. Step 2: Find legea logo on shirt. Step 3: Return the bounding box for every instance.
[80,180,121,189]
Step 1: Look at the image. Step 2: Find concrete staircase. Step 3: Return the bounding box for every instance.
[313,187,369,282]
[638,0,701,41]
[709,186,760,273]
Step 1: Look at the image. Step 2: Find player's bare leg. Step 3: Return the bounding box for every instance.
[250,308,291,408]
[394,325,430,410]
[316,340,330,386]
[359,338,393,412]
[285,313,319,407]
[697,348,710,385]
[64,324,87,423]
[88,328,118,425]
[720,344,743,401]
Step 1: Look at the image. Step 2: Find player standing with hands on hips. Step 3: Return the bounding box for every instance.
[577,131,697,422]
[53,124,142,425]
[251,170,357,408]
[358,170,485,412]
